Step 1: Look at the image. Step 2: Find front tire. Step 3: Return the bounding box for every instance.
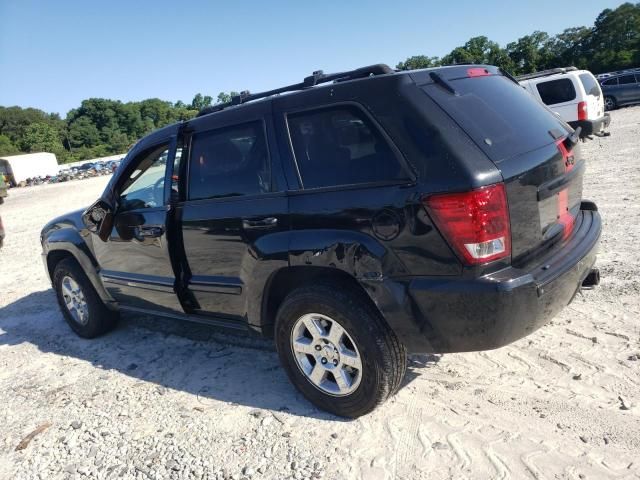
[53,258,118,338]
[275,284,407,418]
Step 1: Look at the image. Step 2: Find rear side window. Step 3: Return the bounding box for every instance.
[287,106,408,189]
[188,121,270,201]
[422,75,567,162]
[618,74,637,85]
[579,73,601,97]
[536,78,577,105]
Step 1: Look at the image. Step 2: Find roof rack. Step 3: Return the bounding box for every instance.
[196,64,393,117]
[515,66,578,82]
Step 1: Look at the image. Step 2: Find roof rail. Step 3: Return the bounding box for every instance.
[515,66,578,82]
[196,64,393,117]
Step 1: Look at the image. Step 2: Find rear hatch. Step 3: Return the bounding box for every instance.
[578,71,604,120]
[413,66,584,263]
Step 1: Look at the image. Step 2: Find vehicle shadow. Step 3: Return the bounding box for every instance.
[0,290,433,420]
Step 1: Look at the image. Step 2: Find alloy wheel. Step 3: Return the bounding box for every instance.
[290,313,363,396]
[61,275,89,325]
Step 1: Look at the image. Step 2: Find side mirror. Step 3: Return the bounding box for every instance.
[82,200,114,242]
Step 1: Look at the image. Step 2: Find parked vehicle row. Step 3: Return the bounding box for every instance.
[41,64,601,417]
[6,159,121,188]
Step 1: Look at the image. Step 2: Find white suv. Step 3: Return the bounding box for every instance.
[518,67,610,138]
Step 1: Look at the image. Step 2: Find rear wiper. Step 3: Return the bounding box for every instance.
[429,72,458,95]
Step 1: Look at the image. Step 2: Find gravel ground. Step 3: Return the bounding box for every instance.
[0,106,639,480]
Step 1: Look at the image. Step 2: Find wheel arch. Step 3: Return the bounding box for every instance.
[256,265,383,338]
[43,230,115,307]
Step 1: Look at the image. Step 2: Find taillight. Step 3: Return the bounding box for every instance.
[423,183,511,265]
[578,101,588,121]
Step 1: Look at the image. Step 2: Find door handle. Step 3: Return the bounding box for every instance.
[242,217,278,230]
[135,226,164,239]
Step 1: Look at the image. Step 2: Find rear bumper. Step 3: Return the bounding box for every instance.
[569,114,610,137]
[378,206,601,353]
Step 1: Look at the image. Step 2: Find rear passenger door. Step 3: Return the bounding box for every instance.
[273,98,416,272]
[176,103,289,324]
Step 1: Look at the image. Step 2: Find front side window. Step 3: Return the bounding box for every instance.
[118,145,169,211]
[287,106,407,189]
[601,77,618,86]
[188,121,270,201]
[536,78,577,105]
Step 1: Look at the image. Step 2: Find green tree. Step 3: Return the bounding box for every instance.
[506,31,552,74]
[442,36,511,68]
[68,116,101,149]
[396,55,441,70]
[20,122,65,155]
[191,93,213,110]
[585,2,640,72]
[216,91,240,104]
[0,134,19,156]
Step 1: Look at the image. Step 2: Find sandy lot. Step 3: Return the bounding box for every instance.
[0,107,639,480]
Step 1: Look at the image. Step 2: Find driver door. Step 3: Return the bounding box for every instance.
[93,136,183,313]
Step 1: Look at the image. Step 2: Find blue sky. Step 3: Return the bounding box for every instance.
[0,0,626,116]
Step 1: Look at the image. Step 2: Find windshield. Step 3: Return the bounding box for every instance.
[422,75,569,162]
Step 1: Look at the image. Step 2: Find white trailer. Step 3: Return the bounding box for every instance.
[0,152,60,185]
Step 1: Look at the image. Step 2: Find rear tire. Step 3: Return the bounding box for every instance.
[604,96,616,111]
[53,258,118,338]
[275,284,407,418]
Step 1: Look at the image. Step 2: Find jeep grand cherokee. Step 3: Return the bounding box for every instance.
[41,64,601,417]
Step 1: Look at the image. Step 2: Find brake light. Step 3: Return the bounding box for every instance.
[424,183,511,265]
[467,67,490,77]
[578,101,588,121]
[556,138,577,239]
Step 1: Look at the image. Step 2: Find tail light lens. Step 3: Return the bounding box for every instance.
[578,101,588,121]
[423,183,511,265]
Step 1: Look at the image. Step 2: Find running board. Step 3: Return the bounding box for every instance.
[119,305,249,331]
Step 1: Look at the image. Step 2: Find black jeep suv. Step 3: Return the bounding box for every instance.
[41,64,601,417]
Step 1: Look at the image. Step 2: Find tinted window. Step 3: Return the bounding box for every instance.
[287,106,407,188]
[601,77,618,86]
[618,74,637,85]
[188,122,270,201]
[579,73,601,97]
[422,75,567,162]
[536,78,577,105]
[119,145,169,211]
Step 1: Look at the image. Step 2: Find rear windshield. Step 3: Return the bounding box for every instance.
[536,78,576,105]
[422,75,568,162]
[579,73,601,97]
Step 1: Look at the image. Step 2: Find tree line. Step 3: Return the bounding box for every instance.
[0,2,638,163]
[396,3,639,74]
[0,92,237,163]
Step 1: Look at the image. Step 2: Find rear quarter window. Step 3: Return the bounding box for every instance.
[287,105,409,189]
[536,78,577,105]
[579,73,601,97]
